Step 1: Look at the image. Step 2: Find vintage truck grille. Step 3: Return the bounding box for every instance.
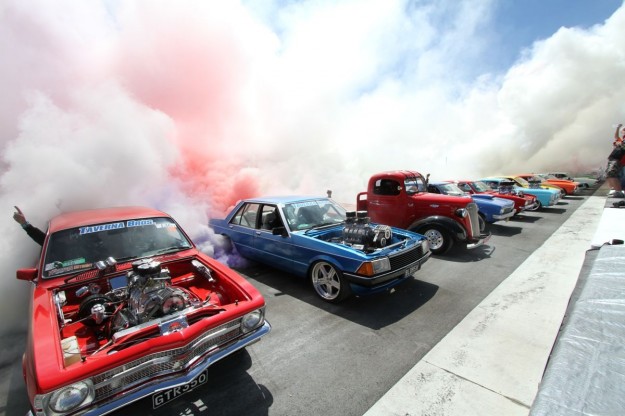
[502,206,514,215]
[91,318,242,402]
[388,244,424,270]
[466,202,480,237]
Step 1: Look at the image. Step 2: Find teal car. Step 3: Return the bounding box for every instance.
[479,177,561,210]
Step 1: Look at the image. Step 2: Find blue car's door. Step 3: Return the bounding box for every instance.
[253,204,295,272]
[226,202,260,259]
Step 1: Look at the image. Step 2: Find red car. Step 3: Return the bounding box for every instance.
[18,206,270,416]
[452,179,540,214]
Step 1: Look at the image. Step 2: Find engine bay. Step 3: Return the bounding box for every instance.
[53,256,242,366]
[320,211,394,252]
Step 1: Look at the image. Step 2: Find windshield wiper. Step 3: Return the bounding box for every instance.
[305,222,340,233]
[151,245,190,255]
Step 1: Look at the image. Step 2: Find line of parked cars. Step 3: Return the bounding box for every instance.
[15,170,596,415]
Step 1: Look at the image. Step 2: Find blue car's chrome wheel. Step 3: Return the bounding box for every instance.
[310,261,350,303]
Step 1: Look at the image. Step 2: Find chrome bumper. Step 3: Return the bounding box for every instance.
[521,201,540,211]
[78,321,271,416]
[466,232,491,250]
[492,211,515,221]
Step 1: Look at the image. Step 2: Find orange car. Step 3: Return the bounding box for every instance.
[516,173,579,196]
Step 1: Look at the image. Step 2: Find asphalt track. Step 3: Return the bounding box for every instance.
[0,185,602,416]
[365,189,606,415]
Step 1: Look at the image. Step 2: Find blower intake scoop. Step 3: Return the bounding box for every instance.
[342,211,392,251]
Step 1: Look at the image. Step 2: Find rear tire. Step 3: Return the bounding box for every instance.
[419,226,452,255]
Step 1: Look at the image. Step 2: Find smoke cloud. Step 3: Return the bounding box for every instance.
[1,0,624,332]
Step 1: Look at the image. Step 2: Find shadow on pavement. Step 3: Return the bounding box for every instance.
[541,207,567,214]
[435,243,495,263]
[240,264,438,330]
[510,214,542,223]
[0,331,30,416]
[489,223,523,237]
[117,349,272,416]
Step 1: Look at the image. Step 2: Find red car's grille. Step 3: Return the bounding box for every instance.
[91,319,242,402]
[466,202,480,237]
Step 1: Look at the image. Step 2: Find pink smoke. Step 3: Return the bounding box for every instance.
[109,3,265,215]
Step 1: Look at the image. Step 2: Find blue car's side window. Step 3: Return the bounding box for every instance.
[230,203,260,228]
[260,205,283,231]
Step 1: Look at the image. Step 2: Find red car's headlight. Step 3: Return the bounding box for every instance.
[241,309,264,334]
[44,380,95,415]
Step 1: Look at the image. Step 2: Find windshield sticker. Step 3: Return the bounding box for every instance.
[46,262,93,277]
[80,222,125,235]
[79,219,156,235]
[44,257,86,271]
[155,221,176,229]
[127,219,154,227]
[290,201,318,208]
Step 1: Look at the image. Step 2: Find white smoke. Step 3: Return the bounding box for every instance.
[0,0,624,333]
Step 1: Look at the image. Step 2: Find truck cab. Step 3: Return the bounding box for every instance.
[357,170,490,254]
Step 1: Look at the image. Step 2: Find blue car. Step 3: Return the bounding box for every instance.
[209,196,431,303]
[427,182,515,230]
[480,177,561,210]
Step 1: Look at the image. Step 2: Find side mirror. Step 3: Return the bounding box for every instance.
[17,268,38,282]
[272,227,288,237]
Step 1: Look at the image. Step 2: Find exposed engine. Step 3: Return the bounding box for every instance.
[498,181,524,196]
[341,211,392,251]
[75,258,200,340]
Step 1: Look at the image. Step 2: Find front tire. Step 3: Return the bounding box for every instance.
[478,214,486,233]
[310,261,351,303]
[526,200,542,211]
[420,226,452,255]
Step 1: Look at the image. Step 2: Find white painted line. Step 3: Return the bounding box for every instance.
[364,195,605,416]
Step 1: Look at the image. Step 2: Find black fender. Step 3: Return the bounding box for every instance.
[408,215,467,242]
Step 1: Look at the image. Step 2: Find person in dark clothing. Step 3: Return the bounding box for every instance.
[13,206,45,246]
[606,124,625,198]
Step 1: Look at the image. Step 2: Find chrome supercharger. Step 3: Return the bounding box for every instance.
[342,211,392,251]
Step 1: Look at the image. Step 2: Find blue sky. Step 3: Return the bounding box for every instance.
[493,0,623,68]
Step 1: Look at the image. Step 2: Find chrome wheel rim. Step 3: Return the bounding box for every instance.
[311,262,341,300]
[424,229,444,251]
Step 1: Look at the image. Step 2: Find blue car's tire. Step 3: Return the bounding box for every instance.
[310,261,351,303]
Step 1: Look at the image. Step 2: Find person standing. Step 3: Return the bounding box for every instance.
[606,124,625,198]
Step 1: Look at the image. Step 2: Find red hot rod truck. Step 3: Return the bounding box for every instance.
[357,170,490,254]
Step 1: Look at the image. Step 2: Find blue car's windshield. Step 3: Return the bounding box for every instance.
[436,183,466,196]
[471,181,491,192]
[42,217,193,279]
[283,199,346,231]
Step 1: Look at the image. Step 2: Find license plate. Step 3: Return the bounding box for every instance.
[405,265,419,277]
[152,370,208,409]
